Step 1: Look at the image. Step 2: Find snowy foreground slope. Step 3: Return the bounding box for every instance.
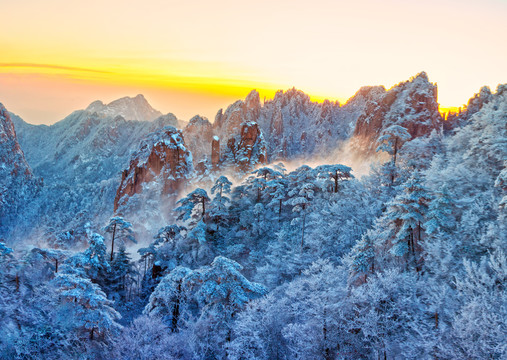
[0,75,506,359]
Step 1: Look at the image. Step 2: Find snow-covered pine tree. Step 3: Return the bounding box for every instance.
[376,124,412,186]
[175,188,210,224]
[386,172,430,270]
[104,216,136,262]
[52,270,121,340]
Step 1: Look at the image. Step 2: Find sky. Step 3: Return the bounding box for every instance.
[1,0,506,124]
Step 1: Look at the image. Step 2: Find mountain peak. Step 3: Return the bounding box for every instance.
[414,71,428,81]
[85,94,162,121]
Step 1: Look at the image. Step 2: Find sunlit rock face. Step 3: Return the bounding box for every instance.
[0,103,39,235]
[211,136,220,169]
[182,91,267,173]
[212,92,267,172]
[352,72,442,153]
[114,126,194,212]
[182,115,214,166]
[221,121,267,172]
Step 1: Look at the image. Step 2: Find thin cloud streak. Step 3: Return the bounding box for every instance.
[0,63,113,74]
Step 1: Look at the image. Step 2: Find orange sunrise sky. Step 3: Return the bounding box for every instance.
[1,0,506,124]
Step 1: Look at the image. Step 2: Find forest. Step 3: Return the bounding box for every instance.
[0,82,506,360]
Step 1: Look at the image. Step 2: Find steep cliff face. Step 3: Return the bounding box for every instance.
[182,115,214,166]
[114,126,193,212]
[221,121,267,172]
[352,72,442,153]
[0,103,39,235]
[0,104,32,179]
[212,91,267,172]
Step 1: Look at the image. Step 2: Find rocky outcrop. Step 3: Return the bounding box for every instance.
[211,136,220,168]
[0,104,32,179]
[182,115,213,165]
[114,126,193,212]
[9,95,181,234]
[0,103,39,235]
[184,87,359,172]
[223,121,267,172]
[183,91,267,173]
[352,72,442,153]
[212,91,267,172]
[257,88,357,161]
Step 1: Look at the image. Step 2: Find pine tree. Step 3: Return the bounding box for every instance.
[386,172,429,270]
[52,270,121,340]
[104,216,136,262]
[314,164,353,193]
[110,245,137,302]
[143,266,194,332]
[67,233,111,284]
[209,176,232,233]
[285,168,318,250]
[175,188,210,224]
[347,233,375,284]
[376,125,411,185]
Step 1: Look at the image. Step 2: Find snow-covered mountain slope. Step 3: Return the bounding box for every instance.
[85,94,163,121]
[0,104,40,236]
[8,96,182,236]
[12,102,180,186]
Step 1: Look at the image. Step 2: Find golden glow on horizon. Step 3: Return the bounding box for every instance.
[1,0,505,124]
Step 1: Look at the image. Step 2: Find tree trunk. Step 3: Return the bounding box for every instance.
[391,138,398,186]
[172,280,182,332]
[323,306,331,360]
[393,138,398,167]
[334,172,338,193]
[435,311,439,329]
[301,211,306,250]
[55,258,58,273]
[279,199,282,222]
[90,327,94,340]
[110,223,117,261]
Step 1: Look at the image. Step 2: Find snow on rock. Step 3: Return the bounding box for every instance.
[443,85,494,132]
[352,71,442,153]
[85,94,163,121]
[9,97,180,237]
[184,87,366,171]
[114,126,194,212]
[0,103,39,236]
